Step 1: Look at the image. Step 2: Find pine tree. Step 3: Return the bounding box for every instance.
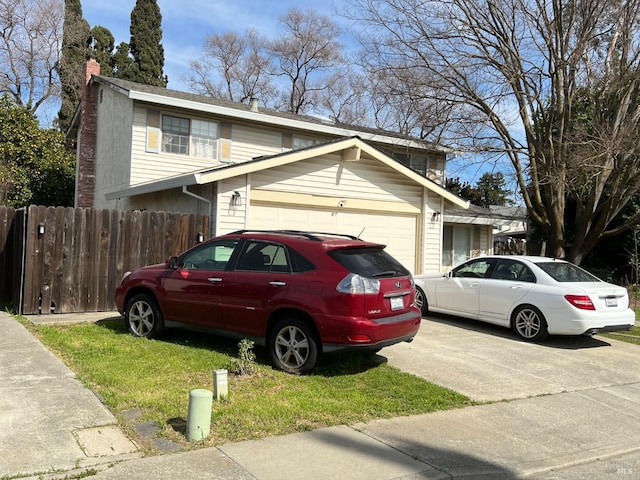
[128,0,167,87]
[58,0,91,132]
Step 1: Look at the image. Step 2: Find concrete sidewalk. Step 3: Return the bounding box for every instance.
[2,311,640,479]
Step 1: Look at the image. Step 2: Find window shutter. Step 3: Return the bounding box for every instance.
[146,111,160,153]
[219,139,232,162]
[282,133,292,150]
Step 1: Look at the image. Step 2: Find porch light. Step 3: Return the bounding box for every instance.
[196,232,204,243]
[231,191,242,206]
[432,211,441,221]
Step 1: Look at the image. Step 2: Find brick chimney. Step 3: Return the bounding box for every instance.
[75,59,101,208]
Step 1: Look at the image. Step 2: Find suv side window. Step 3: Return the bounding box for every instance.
[181,239,239,270]
[236,241,297,273]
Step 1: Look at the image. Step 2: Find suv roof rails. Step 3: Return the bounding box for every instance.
[229,229,362,241]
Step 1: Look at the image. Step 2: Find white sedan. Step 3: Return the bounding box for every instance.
[414,255,635,341]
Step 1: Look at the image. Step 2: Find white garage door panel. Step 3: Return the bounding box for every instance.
[250,204,417,272]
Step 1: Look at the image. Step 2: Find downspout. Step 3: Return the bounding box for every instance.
[182,185,213,237]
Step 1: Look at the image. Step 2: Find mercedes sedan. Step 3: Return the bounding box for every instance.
[414,256,635,341]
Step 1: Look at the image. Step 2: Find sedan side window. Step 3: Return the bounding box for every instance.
[490,259,536,283]
[181,239,239,270]
[453,259,492,278]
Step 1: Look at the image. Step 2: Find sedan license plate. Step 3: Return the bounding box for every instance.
[605,297,618,307]
[390,296,404,311]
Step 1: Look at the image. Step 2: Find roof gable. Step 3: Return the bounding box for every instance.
[105,137,468,208]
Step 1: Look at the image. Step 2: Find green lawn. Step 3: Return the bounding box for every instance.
[601,304,640,345]
[24,317,472,451]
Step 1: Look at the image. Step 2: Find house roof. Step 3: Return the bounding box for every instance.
[444,203,526,226]
[87,75,448,153]
[105,136,470,208]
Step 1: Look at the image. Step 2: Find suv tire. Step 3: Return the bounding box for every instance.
[125,293,164,339]
[269,318,318,374]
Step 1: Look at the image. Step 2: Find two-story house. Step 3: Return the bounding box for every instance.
[70,60,496,274]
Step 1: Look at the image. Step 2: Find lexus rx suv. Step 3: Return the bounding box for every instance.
[115,230,421,373]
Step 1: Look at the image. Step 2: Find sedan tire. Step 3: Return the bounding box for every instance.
[269,318,318,374]
[415,287,429,316]
[125,293,164,339]
[512,305,548,342]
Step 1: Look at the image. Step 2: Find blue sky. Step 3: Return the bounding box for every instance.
[82,0,344,91]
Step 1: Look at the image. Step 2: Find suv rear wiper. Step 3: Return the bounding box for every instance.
[371,270,398,277]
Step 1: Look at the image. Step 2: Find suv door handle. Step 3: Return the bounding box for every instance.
[208,277,222,282]
[269,281,286,286]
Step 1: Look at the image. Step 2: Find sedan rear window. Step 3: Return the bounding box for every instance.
[535,262,600,282]
[328,247,410,278]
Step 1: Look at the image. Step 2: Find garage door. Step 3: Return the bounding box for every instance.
[249,204,417,272]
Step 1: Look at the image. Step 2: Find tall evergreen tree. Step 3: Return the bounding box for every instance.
[88,26,115,77]
[58,0,90,132]
[128,0,167,87]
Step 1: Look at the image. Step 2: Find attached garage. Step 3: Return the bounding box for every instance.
[249,204,418,272]
[106,137,470,274]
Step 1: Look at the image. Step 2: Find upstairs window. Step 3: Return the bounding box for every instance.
[162,115,190,155]
[149,112,219,159]
[191,120,218,158]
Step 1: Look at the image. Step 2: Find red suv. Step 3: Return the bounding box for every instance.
[115,230,421,373]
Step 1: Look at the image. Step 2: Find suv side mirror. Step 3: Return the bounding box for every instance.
[167,256,179,269]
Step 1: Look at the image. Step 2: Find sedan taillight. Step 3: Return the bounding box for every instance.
[564,294,595,310]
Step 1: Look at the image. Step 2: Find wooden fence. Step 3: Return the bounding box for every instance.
[0,205,209,315]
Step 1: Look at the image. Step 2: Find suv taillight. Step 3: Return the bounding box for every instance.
[336,273,380,294]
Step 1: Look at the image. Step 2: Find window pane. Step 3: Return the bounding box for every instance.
[191,120,217,159]
[442,225,453,266]
[292,136,317,149]
[162,115,190,155]
[410,155,428,176]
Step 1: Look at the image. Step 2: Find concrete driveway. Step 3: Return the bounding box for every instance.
[384,314,640,402]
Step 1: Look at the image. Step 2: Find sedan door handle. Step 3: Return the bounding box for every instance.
[269,281,286,286]
[510,285,522,289]
[208,277,223,282]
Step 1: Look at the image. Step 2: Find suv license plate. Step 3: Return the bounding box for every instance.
[605,297,617,307]
[390,296,403,310]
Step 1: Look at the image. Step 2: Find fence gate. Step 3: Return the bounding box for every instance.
[10,205,209,315]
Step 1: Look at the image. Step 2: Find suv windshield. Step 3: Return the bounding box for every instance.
[535,262,600,282]
[328,247,410,278]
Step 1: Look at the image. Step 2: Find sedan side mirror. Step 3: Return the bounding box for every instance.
[167,256,179,269]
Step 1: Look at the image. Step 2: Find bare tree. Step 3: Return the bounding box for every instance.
[319,70,372,125]
[0,0,63,115]
[267,8,344,114]
[348,0,640,264]
[187,30,275,105]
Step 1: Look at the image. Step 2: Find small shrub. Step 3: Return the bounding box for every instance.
[234,339,256,376]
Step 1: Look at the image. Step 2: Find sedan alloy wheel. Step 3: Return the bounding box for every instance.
[513,305,548,341]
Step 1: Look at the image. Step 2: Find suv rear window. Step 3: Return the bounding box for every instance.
[328,247,410,278]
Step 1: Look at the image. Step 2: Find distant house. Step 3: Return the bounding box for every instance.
[69,60,499,273]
